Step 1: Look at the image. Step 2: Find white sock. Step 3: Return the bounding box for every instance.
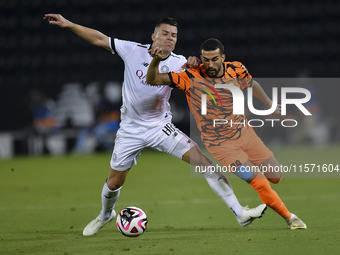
[99,182,121,221]
[229,195,245,220]
[286,213,297,222]
[202,169,244,219]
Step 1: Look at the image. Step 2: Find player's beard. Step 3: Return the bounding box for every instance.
[207,65,222,78]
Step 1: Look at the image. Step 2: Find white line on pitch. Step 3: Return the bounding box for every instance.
[0,194,337,211]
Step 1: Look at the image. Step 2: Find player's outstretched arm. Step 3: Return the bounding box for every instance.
[181,56,201,69]
[252,80,281,115]
[146,47,172,86]
[44,14,111,51]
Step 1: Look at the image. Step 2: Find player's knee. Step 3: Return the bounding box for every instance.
[199,155,213,166]
[107,175,125,190]
[185,146,212,166]
[267,173,283,184]
[107,167,129,190]
[106,180,122,191]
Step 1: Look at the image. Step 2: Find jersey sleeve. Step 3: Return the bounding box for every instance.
[177,56,187,71]
[168,70,191,92]
[228,61,253,90]
[109,38,142,60]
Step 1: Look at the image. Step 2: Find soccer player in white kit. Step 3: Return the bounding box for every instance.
[44,14,267,235]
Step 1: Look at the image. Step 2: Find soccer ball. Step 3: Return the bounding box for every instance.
[116,206,148,237]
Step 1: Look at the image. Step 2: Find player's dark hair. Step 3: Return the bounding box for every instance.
[200,38,224,55]
[155,17,178,28]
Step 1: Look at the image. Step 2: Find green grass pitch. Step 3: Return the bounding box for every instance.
[1,145,340,255]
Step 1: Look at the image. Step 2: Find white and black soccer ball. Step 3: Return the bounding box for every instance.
[116,206,148,237]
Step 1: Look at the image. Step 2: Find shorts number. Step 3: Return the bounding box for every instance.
[230,160,242,169]
[162,123,175,136]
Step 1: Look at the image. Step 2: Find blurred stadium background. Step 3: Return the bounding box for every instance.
[1,0,340,158]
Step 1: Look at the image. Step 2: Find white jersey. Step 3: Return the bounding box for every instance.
[109,38,187,127]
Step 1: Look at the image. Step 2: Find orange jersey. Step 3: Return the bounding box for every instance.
[168,61,252,146]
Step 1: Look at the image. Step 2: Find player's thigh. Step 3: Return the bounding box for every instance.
[245,128,274,167]
[244,128,281,183]
[110,126,145,171]
[148,122,194,160]
[207,139,249,169]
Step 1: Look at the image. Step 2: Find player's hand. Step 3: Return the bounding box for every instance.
[148,47,164,60]
[181,56,201,69]
[271,104,281,116]
[43,14,72,28]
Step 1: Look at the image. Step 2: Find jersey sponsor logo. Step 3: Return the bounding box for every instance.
[136,69,152,86]
[136,69,164,87]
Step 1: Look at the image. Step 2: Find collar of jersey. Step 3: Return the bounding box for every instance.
[148,45,172,61]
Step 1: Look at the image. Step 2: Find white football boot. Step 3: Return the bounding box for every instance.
[83,210,116,236]
[237,204,267,227]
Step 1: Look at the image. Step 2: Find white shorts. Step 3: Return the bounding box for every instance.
[110,121,195,171]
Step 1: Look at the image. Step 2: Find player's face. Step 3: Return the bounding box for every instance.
[152,24,178,54]
[201,49,225,78]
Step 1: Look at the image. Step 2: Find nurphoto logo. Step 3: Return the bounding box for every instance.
[200,83,312,128]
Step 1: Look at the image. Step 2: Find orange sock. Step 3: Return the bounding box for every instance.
[250,177,291,219]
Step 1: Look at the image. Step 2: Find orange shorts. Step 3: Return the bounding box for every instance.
[206,126,273,168]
